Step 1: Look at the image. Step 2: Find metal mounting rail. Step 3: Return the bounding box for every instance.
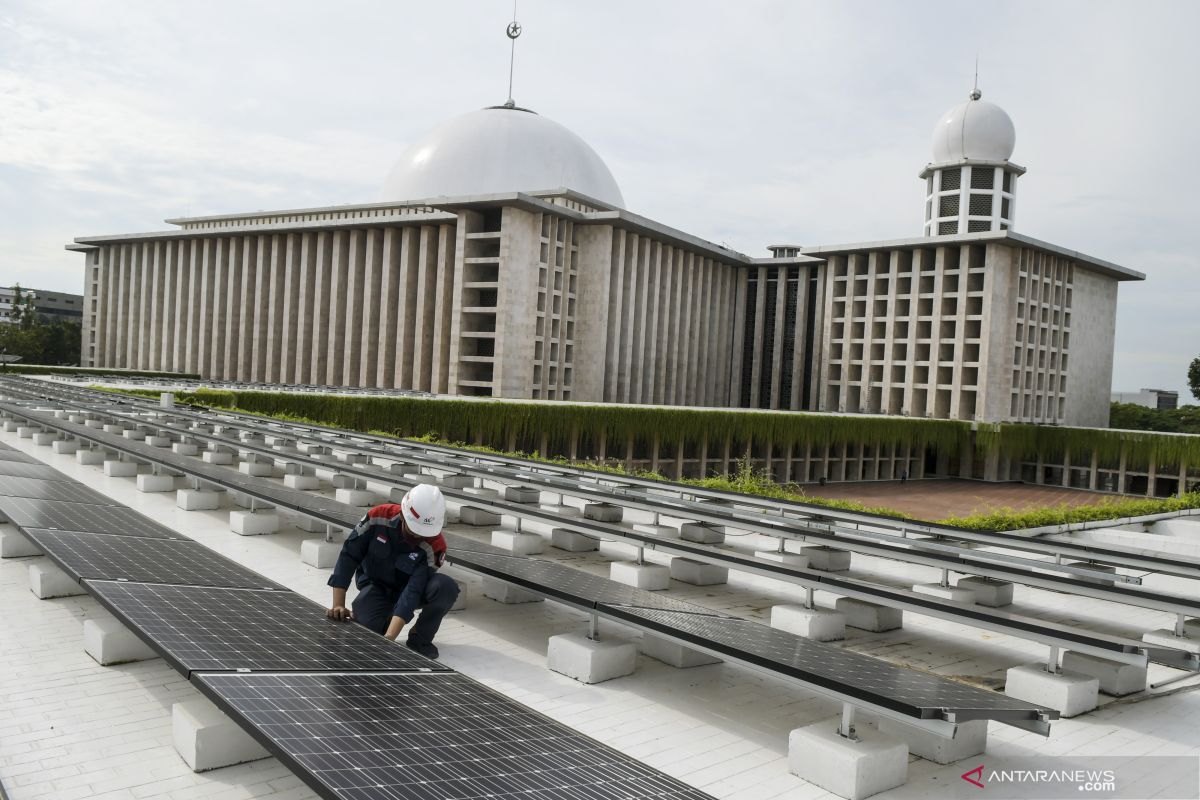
[32,377,1200,583]
[2,396,1195,672]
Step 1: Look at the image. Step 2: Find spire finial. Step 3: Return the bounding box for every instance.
[970,55,981,100]
[504,2,522,108]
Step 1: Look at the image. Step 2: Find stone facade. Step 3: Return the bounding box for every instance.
[70,190,1140,425]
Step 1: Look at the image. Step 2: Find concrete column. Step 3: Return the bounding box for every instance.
[666,247,686,404]
[748,265,767,407]
[261,234,286,383]
[341,229,368,386]
[219,237,243,380]
[153,240,170,371]
[375,227,403,388]
[630,237,651,403]
[394,226,420,389]
[617,233,638,403]
[295,231,320,384]
[357,229,384,387]
[236,236,260,381]
[430,224,457,393]
[276,233,301,384]
[198,239,221,377]
[136,242,153,369]
[770,265,788,408]
[307,231,332,383]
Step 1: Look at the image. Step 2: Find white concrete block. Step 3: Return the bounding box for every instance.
[490,530,544,555]
[482,577,543,604]
[1061,651,1147,697]
[876,718,987,765]
[459,506,501,526]
[669,558,728,586]
[136,474,176,493]
[541,503,582,519]
[173,698,269,772]
[230,510,279,536]
[296,515,331,533]
[1142,630,1200,654]
[610,561,670,590]
[755,551,811,569]
[237,461,273,477]
[177,489,222,511]
[583,503,623,522]
[1,528,42,558]
[172,443,199,456]
[76,448,105,465]
[835,598,903,632]
[547,632,637,684]
[335,488,379,507]
[639,635,721,668]
[911,583,977,604]
[284,473,321,490]
[103,460,138,477]
[1004,663,1099,717]
[1,420,19,432]
[68,414,86,424]
[16,425,36,438]
[550,528,599,552]
[84,419,104,429]
[679,522,725,544]
[102,424,125,434]
[32,431,56,446]
[504,485,541,504]
[955,576,1014,607]
[770,604,846,642]
[145,435,172,447]
[202,451,234,465]
[51,439,78,455]
[330,473,358,489]
[802,546,852,571]
[300,538,341,569]
[83,617,157,666]
[632,523,680,539]
[463,487,501,501]
[788,717,908,800]
[29,561,84,598]
[387,463,420,476]
[122,429,145,441]
[440,473,475,489]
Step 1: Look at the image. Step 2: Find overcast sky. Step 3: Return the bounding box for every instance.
[1,0,1197,398]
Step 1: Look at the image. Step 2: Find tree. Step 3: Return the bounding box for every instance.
[1190,357,1200,402]
[8,284,23,326]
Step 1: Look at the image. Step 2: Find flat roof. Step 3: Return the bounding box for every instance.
[800,230,1146,281]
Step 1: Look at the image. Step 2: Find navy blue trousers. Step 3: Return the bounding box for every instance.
[351,573,460,645]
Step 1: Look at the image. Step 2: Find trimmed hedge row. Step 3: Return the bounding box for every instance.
[942,492,1200,531]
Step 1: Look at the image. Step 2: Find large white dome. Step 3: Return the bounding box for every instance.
[382,105,624,207]
[930,91,1016,163]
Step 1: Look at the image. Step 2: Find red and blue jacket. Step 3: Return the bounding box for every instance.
[327,503,447,622]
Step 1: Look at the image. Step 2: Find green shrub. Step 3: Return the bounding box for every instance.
[940,492,1200,531]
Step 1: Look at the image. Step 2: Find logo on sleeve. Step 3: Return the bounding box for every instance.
[376,535,388,543]
[408,552,421,560]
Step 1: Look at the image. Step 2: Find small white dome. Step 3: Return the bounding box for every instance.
[382,105,624,207]
[930,91,1016,163]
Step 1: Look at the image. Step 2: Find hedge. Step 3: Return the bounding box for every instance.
[942,492,1200,531]
[975,422,1200,470]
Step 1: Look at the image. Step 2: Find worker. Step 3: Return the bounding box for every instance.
[325,484,460,658]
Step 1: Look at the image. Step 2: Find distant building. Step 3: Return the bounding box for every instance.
[1112,388,1179,410]
[67,90,1143,427]
[0,286,84,325]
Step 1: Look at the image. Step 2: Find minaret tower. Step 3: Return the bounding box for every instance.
[922,88,1024,236]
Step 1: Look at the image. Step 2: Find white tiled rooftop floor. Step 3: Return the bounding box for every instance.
[2,428,1200,799]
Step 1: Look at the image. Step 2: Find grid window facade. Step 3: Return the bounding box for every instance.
[1009,248,1074,424]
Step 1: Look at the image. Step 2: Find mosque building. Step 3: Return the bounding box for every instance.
[67,85,1143,428]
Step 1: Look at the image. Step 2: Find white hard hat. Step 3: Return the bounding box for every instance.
[400,484,446,538]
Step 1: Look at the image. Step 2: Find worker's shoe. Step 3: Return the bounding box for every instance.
[406,640,439,659]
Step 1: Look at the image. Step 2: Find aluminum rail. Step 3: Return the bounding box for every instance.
[0,408,1056,738]
[3,397,1195,672]
[42,378,1200,582]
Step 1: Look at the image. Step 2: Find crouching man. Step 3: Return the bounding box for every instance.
[325,484,459,659]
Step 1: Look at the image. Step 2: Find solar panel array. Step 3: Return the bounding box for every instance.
[23,529,285,589]
[87,581,448,675]
[0,474,124,505]
[0,495,181,539]
[195,672,713,800]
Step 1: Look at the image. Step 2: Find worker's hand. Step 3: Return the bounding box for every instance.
[384,615,407,641]
[327,605,354,622]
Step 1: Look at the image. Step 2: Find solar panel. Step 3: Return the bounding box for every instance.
[23,529,285,589]
[600,604,1047,719]
[0,475,124,505]
[0,449,39,463]
[194,672,713,800]
[86,581,450,675]
[0,460,77,481]
[447,546,721,615]
[0,496,180,539]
